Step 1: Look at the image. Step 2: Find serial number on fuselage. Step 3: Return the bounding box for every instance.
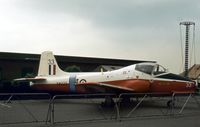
[56,82,66,85]
[56,79,87,85]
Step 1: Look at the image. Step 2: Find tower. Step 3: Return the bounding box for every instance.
[179,21,195,77]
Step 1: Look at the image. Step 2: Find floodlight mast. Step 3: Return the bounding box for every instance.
[179,21,195,77]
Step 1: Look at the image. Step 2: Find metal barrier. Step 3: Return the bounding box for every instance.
[47,92,200,124]
[47,93,118,124]
[0,92,200,125]
[115,92,200,120]
[171,92,200,114]
[0,93,51,125]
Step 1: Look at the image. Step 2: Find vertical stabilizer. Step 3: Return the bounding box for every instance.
[38,51,67,76]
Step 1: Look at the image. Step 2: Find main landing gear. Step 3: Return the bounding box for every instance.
[101,96,132,107]
[167,100,175,108]
[101,96,115,107]
[167,94,176,108]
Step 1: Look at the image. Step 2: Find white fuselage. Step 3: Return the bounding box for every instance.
[35,64,151,85]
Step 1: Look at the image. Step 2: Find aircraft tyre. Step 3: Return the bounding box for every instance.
[101,96,115,107]
[167,100,175,108]
[120,97,131,106]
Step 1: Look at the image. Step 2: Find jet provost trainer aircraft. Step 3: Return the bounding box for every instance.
[15,51,196,95]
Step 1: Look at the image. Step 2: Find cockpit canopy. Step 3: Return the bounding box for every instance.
[135,63,167,75]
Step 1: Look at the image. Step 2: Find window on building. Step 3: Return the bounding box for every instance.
[0,68,2,81]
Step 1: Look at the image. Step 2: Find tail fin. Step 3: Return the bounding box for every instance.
[38,51,67,76]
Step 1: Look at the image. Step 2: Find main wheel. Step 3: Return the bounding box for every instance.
[101,96,115,107]
[167,100,175,108]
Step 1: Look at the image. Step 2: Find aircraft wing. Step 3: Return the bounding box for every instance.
[14,77,46,82]
[78,82,135,93]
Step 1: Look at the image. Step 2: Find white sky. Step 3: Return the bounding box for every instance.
[0,0,200,73]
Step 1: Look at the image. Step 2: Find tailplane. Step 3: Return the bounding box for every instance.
[38,51,67,76]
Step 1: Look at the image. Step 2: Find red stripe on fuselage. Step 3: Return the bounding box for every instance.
[149,80,196,93]
[31,79,196,94]
[31,84,88,93]
[102,79,150,92]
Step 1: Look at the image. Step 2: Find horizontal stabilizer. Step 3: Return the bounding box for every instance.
[14,77,46,82]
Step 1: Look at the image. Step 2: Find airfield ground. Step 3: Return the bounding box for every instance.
[0,94,200,127]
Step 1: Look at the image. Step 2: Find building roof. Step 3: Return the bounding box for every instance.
[187,64,200,79]
[0,52,152,66]
[180,64,200,80]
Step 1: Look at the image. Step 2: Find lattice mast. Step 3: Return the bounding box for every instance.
[180,21,195,77]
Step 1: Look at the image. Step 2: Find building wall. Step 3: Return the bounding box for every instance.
[0,60,38,81]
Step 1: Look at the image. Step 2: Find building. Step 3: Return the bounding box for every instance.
[186,64,200,86]
[0,52,150,91]
[187,64,200,80]
[180,64,200,80]
[180,64,200,88]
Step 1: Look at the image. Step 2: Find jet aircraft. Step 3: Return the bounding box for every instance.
[15,51,196,106]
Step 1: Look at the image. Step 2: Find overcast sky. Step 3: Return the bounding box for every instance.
[0,0,200,73]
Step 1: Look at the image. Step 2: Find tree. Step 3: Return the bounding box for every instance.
[64,65,81,72]
[25,73,35,78]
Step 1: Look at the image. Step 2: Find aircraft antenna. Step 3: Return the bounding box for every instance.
[179,21,195,77]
